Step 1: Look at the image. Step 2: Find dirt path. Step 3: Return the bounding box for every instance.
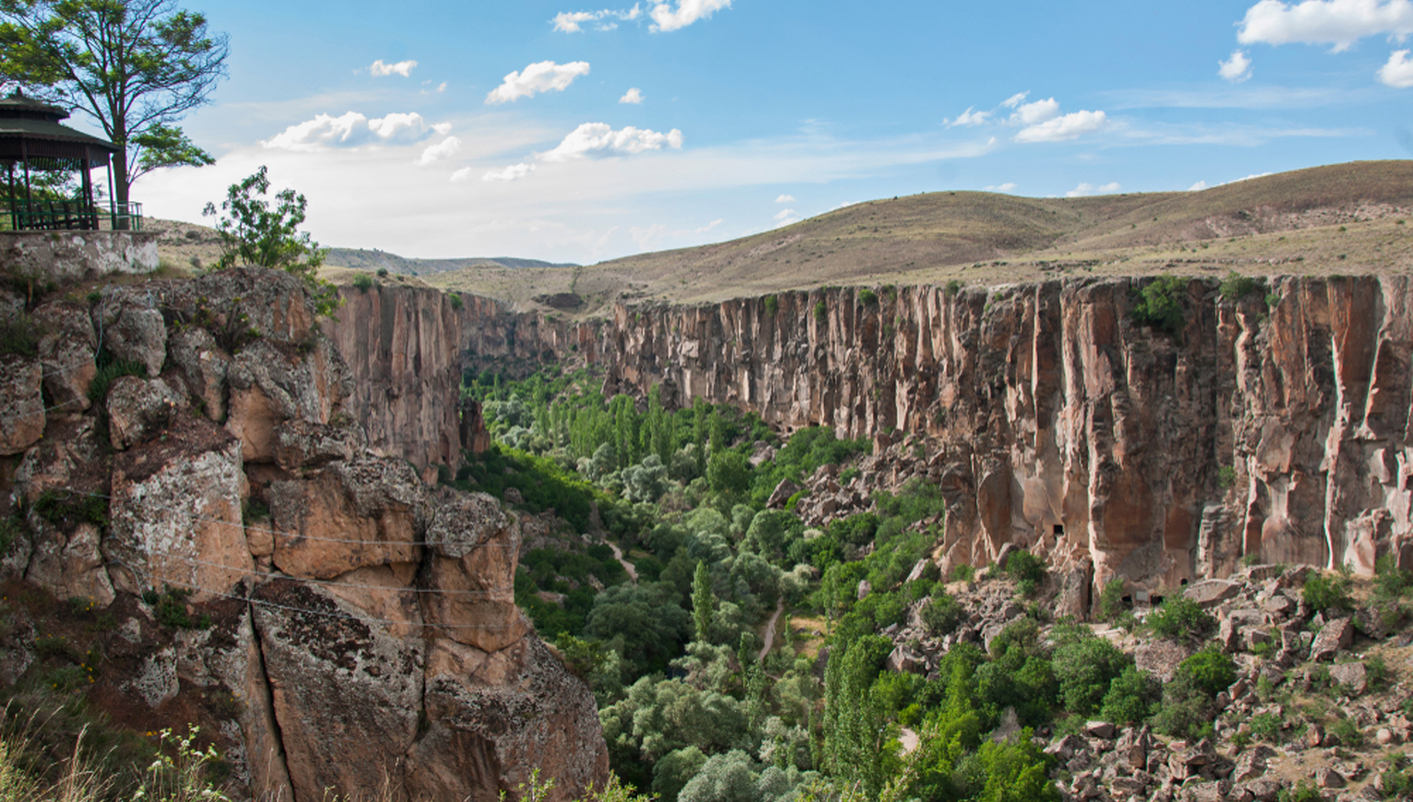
[899,728,919,755]
[609,542,638,582]
[757,599,785,660]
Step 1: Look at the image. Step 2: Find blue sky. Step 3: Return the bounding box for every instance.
[133,0,1413,263]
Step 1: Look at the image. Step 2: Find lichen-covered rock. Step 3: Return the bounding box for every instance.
[34,301,96,412]
[267,455,425,579]
[273,418,365,472]
[407,636,609,802]
[251,579,424,801]
[106,376,187,449]
[107,416,251,600]
[1309,616,1355,661]
[167,325,230,421]
[24,521,114,606]
[96,296,166,377]
[0,355,44,455]
[166,267,319,345]
[226,336,352,463]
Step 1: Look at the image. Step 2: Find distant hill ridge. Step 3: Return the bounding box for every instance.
[323,248,576,275]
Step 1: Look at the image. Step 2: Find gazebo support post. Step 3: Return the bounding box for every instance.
[80,147,94,229]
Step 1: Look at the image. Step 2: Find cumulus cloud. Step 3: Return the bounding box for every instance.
[950,107,992,127]
[261,112,442,151]
[620,87,645,104]
[650,0,732,32]
[1066,182,1122,197]
[1001,91,1030,108]
[774,208,796,221]
[1189,180,1210,191]
[775,194,795,203]
[985,182,1018,192]
[370,59,417,77]
[1012,97,1061,125]
[1379,48,1413,84]
[539,123,684,161]
[1237,0,1413,52]
[1220,50,1254,82]
[486,61,591,104]
[1015,110,1109,143]
[417,137,461,166]
[482,163,537,182]
[553,5,642,32]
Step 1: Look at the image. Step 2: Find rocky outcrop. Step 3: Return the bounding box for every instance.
[462,276,1413,594]
[2,269,609,802]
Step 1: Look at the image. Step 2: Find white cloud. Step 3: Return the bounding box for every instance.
[984,182,1018,192]
[650,0,732,32]
[432,122,453,136]
[261,111,441,151]
[1189,180,1209,191]
[1237,0,1413,52]
[482,163,537,182]
[553,5,642,32]
[486,61,591,104]
[450,167,473,183]
[417,137,461,166]
[1012,97,1060,125]
[1015,110,1109,143]
[949,107,992,127]
[775,194,795,203]
[1001,91,1030,108]
[696,218,723,233]
[539,123,684,161]
[1379,48,1413,84]
[620,87,645,104]
[774,208,795,221]
[370,59,417,77]
[1066,181,1122,197]
[1219,50,1254,82]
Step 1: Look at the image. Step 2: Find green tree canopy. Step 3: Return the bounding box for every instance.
[0,0,228,204]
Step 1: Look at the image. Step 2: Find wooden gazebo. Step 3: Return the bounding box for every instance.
[0,89,137,230]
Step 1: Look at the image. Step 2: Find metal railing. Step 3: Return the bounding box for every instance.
[1,199,143,231]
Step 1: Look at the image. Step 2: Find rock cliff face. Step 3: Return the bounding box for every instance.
[0,269,607,802]
[461,276,1413,593]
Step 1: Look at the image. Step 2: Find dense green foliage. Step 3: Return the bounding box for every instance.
[1146,596,1215,642]
[1302,572,1354,615]
[1130,276,1189,335]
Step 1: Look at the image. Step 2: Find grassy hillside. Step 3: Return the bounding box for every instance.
[425,160,1413,312]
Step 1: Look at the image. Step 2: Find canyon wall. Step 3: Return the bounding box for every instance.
[0,269,607,802]
[461,276,1413,592]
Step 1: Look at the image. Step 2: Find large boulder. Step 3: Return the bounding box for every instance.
[273,419,366,473]
[225,337,352,463]
[106,416,252,601]
[251,579,424,801]
[421,491,528,653]
[267,455,426,580]
[1309,617,1355,662]
[167,325,231,421]
[95,296,166,377]
[34,301,97,412]
[0,355,44,455]
[106,376,187,449]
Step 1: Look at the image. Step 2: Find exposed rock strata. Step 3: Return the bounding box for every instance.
[461,276,1413,592]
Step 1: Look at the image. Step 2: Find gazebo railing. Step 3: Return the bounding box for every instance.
[0,199,142,231]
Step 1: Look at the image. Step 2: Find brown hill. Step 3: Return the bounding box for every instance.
[428,160,1413,312]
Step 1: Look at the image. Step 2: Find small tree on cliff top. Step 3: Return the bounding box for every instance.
[203,165,339,316]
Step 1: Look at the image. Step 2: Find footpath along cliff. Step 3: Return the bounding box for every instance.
[457,276,1413,598]
[0,268,607,802]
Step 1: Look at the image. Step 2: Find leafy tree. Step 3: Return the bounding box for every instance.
[707,449,751,496]
[921,592,965,636]
[1051,632,1132,716]
[0,0,228,206]
[1302,572,1354,616]
[586,581,692,676]
[1147,596,1215,642]
[203,166,338,316]
[975,731,1059,802]
[1130,276,1189,335]
[692,560,715,643]
[1098,666,1160,726]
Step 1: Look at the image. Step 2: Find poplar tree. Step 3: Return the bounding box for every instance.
[691,560,714,643]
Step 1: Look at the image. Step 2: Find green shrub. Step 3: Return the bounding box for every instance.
[856,288,878,306]
[352,273,374,292]
[1097,577,1126,622]
[144,586,212,630]
[376,267,389,278]
[1147,596,1215,642]
[1277,783,1323,802]
[951,564,975,583]
[449,292,464,310]
[921,592,965,636]
[32,490,108,531]
[814,300,827,321]
[1218,465,1237,489]
[763,294,778,315]
[1099,666,1160,725]
[1219,272,1263,302]
[1302,572,1354,615]
[0,312,42,358]
[1328,716,1363,747]
[1176,645,1236,696]
[1130,276,1188,335]
[1249,711,1283,742]
[1005,550,1046,596]
[944,279,963,297]
[1053,634,1133,715]
[87,353,147,404]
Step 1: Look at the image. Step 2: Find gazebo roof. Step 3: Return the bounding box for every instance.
[0,90,117,168]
